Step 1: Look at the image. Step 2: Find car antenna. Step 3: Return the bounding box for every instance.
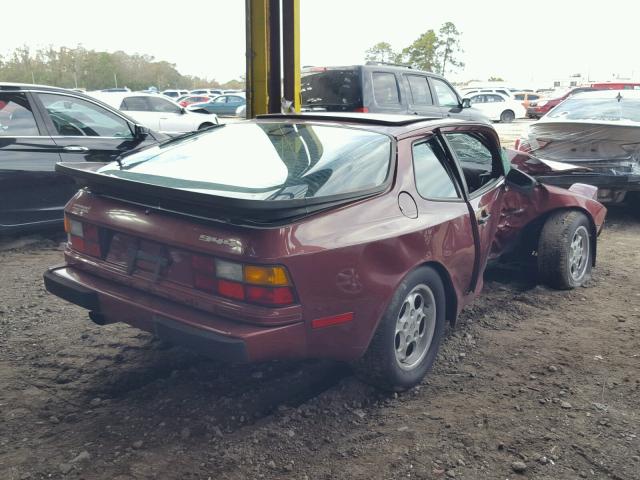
[616,92,623,102]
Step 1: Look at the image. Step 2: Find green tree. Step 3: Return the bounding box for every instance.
[365,42,401,64]
[0,45,243,91]
[401,30,440,72]
[488,76,504,82]
[436,22,464,75]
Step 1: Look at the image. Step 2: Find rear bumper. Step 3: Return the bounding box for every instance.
[43,266,307,363]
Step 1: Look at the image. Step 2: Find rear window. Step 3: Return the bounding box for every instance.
[301,70,361,109]
[98,122,392,201]
[547,96,640,123]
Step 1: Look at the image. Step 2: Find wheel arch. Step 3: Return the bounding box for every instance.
[516,206,598,267]
[414,260,459,328]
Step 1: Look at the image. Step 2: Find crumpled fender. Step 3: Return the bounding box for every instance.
[505,148,591,175]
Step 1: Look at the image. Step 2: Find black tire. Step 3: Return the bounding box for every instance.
[538,210,592,289]
[352,266,446,391]
[500,110,515,123]
[625,192,640,218]
[198,122,215,130]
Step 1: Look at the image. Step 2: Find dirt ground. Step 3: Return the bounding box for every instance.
[0,204,638,480]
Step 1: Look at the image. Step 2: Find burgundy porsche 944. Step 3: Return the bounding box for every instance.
[44,114,606,391]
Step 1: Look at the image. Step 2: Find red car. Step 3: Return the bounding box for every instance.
[526,87,597,119]
[177,95,213,108]
[44,114,606,391]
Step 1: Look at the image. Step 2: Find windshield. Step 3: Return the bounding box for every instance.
[98,122,392,201]
[547,96,640,123]
[301,69,362,108]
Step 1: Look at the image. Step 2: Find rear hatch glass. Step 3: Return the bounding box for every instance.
[301,69,362,111]
[97,122,391,201]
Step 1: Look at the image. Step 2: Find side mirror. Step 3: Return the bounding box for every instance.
[505,167,537,194]
[461,98,471,108]
[133,124,150,139]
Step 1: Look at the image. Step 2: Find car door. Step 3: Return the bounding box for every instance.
[402,74,442,117]
[34,92,153,163]
[0,91,67,230]
[147,96,191,134]
[439,127,506,293]
[430,77,467,119]
[409,135,477,295]
[119,95,161,131]
[225,95,245,115]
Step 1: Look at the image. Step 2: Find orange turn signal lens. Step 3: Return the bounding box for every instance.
[63,215,71,234]
[243,265,290,286]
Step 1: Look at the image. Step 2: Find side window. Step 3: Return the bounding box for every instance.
[213,96,227,103]
[445,132,502,194]
[0,92,39,136]
[529,94,540,101]
[469,95,484,104]
[372,72,400,106]
[514,94,525,101]
[405,75,433,105]
[120,96,150,111]
[488,95,504,103]
[38,93,132,138]
[431,78,460,107]
[412,140,460,199]
[147,97,182,113]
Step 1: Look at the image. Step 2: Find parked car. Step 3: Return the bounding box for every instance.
[526,87,597,119]
[89,92,219,135]
[44,113,605,391]
[177,95,214,108]
[188,93,246,116]
[515,89,640,207]
[301,63,490,123]
[161,89,190,99]
[464,92,526,123]
[512,91,542,109]
[0,83,165,234]
[458,87,514,98]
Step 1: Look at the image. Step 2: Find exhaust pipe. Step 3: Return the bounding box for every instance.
[89,311,108,326]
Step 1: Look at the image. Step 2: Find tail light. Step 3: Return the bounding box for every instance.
[64,215,102,258]
[191,255,296,307]
[353,106,369,113]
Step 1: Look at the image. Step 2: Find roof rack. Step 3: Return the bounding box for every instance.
[365,61,413,69]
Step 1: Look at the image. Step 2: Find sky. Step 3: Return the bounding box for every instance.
[3,0,640,88]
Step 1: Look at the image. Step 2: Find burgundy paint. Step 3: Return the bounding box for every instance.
[49,118,607,363]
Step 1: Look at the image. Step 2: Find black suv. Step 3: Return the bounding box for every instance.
[0,83,166,234]
[301,63,489,123]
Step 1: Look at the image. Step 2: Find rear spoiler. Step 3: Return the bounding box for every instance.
[55,162,382,226]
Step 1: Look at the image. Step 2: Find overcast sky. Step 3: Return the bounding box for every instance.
[4,0,640,87]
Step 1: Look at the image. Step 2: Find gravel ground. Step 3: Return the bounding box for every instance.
[0,206,638,480]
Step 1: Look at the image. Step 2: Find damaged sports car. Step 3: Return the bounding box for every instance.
[44,113,606,391]
[515,90,640,208]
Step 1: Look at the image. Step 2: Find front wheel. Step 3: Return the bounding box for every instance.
[538,210,592,289]
[352,266,446,391]
[500,110,515,123]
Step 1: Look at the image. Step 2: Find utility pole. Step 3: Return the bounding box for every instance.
[31,71,35,84]
[114,72,118,88]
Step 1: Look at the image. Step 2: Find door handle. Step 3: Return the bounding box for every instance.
[63,146,89,152]
[477,208,491,225]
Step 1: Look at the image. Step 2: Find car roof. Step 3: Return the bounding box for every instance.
[0,82,80,93]
[302,64,449,82]
[256,112,476,137]
[89,91,181,105]
[570,90,640,100]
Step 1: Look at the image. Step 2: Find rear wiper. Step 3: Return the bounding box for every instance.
[159,123,226,148]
